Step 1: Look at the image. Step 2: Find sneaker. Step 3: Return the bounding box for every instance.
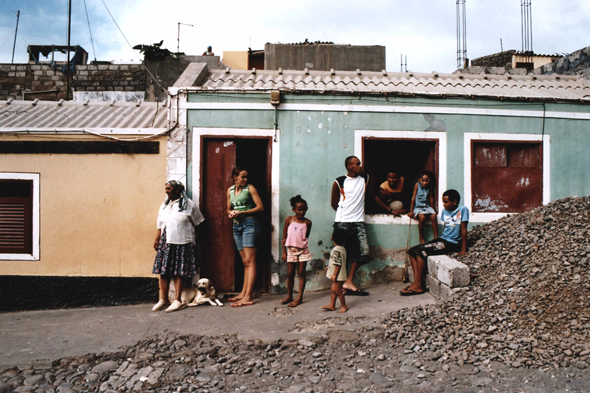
[151,299,169,312]
[165,300,186,313]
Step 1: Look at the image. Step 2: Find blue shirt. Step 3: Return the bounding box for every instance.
[441,206,470,244]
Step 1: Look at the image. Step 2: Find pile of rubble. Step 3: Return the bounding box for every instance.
[383,196,590,369]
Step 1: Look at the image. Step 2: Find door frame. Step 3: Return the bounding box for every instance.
[191,127,281,281]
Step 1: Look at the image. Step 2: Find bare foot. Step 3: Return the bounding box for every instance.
[288,299,302,307]
[280,296,293,304]
[342,284,358,292]
[419,238,425,244]
[337,306,349,313]
[321,305,335,311]
[231,301,254,308]
[228,295,244,302]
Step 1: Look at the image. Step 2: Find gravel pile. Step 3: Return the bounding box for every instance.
[4,330,590,393]
[383,196,590,369]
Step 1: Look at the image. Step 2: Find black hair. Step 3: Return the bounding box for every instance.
[290,194,308,209]
[231,166,247,179]
[344,156,358,169]
[443,189,461,203]
[332,228,346,246]
[420,170,435,189]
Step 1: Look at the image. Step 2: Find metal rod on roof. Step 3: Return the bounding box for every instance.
[11,10,20,64]
[66,0,72,101]
[177,22,193,53]
[456,0,467,69]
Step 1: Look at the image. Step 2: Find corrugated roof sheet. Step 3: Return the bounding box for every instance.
[198,69,590,102]
[0,99,169,133]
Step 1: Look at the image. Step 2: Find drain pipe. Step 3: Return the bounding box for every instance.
[270,90,280,142]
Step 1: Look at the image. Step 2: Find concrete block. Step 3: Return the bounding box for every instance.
[469,66,485,74]
[440,284,469,302]
[438,259,470,288]
[427,256,442,277]
[489,67,506,75]
[509,68,527,75]
[427,275,440,298]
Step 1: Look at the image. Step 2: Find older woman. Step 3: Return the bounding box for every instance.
[227,166,264,307]
[152,180,204,312]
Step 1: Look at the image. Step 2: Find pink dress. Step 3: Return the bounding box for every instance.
[285,220,314,262]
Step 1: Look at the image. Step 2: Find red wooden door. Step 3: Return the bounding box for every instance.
[201,139,237,291]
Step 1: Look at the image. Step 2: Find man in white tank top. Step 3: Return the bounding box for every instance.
[331,156,391,295]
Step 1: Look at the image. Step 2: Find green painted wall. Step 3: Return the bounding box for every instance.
[186,92,590,292]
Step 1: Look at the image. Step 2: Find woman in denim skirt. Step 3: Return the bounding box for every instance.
[226,166,264,307]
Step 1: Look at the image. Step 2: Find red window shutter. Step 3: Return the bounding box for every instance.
[0,196,33,255]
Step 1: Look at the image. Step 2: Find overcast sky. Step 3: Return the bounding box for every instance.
[1,0,589,74]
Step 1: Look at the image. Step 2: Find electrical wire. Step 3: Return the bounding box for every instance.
[83,0,97,61]
[100,0,168,96]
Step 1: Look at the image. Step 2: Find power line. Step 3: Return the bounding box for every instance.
[100,0,168,95]
[83,0,97,61]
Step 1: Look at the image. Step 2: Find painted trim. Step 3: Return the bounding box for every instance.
[180,102,590,121]
[464,132,550,223]
[191,128,280,264]
[354,130,447,225]
[0,172,40,261]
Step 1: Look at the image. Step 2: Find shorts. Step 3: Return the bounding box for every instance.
[286,246,314,263]
[413,206,436,216]
[233,217,261,251]
[406,238,461,261]
[333,222,370,266]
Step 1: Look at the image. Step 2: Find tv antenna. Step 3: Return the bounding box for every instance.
[456,0,467,69]
[177,22,193,53]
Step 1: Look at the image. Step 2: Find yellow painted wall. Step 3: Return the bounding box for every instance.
[0,135,167,277]
[512,54,560,69]
[222,51,249,70]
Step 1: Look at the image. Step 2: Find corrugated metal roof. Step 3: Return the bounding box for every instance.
[0,99,169,134]
[198,69,590,102]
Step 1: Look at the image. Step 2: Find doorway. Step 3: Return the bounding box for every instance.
[200,137,271,293]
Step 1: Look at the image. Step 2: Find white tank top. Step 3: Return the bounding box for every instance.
[334,174,368,222]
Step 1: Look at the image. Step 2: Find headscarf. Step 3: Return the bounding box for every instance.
[164,180,188,211]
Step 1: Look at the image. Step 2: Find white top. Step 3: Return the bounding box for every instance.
[334,174,368,222]
[157,198,205,245]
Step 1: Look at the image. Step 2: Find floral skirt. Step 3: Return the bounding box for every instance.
[152,228,198,277]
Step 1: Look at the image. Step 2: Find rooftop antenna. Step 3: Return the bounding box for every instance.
[11,10,20,64]
[456,0,467,69]
[521,0,533,53]
[177,22,193,53]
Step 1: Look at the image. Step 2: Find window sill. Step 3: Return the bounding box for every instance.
[0,253,38,261]
[366,214,438,225]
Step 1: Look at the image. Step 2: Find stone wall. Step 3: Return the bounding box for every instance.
[471,50,516,68]
[535,45,590,77]
[0,63,146,101]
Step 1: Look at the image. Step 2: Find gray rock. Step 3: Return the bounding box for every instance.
[23,374,44,386]
[92,361,119,374]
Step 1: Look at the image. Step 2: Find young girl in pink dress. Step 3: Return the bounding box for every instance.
[280,195,313,307]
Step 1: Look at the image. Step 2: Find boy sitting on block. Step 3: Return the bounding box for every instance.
[402,189,469,296]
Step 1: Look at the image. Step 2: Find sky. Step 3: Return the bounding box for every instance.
[0,0,589,74]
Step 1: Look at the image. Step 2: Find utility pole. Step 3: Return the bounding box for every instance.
[177,22,193,53]
[11,10,20,64]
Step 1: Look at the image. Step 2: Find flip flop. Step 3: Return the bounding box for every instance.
[343,288,370,296]
[231,301,254,307]
[400,288,425,296]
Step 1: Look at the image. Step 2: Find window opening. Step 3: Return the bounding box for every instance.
[0,180,33,254]
[364,139,438,214]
